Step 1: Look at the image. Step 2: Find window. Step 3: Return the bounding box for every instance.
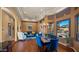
[57,19,70,44]
[8,23,11,36]
[48,23,52,30]
[51,23,54,33]
[47,23,54,35]
[76,14,79,41]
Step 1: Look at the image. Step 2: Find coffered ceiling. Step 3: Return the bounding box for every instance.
[16,7,67,21]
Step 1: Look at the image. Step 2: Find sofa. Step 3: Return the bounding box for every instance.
[18,31,37,40]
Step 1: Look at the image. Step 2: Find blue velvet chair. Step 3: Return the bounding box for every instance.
[36,34,43,51]
[46,35,59,52]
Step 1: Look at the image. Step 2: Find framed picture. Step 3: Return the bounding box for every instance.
[57,19,71,44]
[28,24,32,31]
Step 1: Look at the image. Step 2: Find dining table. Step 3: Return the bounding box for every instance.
[41,37,51,43]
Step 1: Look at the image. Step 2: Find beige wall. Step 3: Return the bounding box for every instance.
[17,19,21,32]
[2,11,10,42]
[37,22,40,32]
[1,7,21,42]
[2,11,15,42]
[21,21,38,32]
[0,8,2,42]
[0,8,2,48]
[6,8,19,41]
[38,16,53,34]
[0,7,21,49]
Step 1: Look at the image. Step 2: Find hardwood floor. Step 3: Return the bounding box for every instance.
[58,43,76,52]
[12,39,75,52]
[12,39,40,52]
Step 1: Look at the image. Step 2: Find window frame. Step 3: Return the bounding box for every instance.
[75,14,79,41]
[56,19,71,44]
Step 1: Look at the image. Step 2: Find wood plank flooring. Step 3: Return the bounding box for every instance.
[12,39,75,52]
[12,39,40,52]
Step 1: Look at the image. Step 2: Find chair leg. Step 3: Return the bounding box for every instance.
[38,46,44,52]
[38,46,41,52]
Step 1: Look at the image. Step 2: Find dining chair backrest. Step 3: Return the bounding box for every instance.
[36,35,43,48]
[50,39,59,49]
[46,35,59,51]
